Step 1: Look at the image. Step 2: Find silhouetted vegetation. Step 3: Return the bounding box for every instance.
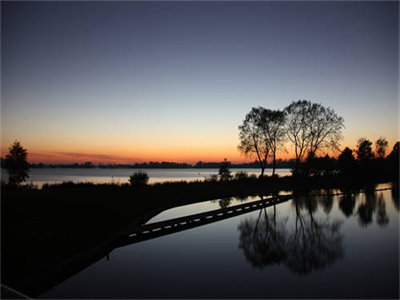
[238,107,271,176]
[356,138,374,161]
[375,137,389,159]
[129,171,149,186]
[387,141,399,179]
[234,171,250,180]
[284,100,344,175]
[259,109,286,176]
[218,158,232,181]
[337,147,357,176]
[3,140,30,185]
[238,100,344,177]
[291,136,398,182]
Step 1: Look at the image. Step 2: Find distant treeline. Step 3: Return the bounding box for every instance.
[1,159,296,169]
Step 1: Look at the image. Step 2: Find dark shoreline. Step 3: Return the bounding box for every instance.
[1,175,398,298]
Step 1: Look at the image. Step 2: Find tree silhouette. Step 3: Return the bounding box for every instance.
[218,158,232,181]
[238,107,270,176]
[387,142,399,180]
[259,109,286,176]
[284,100,310,170]
[284,100,344,174]
[375,137,388,159]
[305,154,335,176]
[387,141,399,161]
[307,103,344,156]
[356,138,374,161]
[337,147,357,176]
[4,140,30,185]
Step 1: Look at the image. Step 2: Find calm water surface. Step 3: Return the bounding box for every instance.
[1,168,291,187]
[40,183,399,298]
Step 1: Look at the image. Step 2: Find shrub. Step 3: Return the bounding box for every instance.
[234,171,249,180]
[129,171,149,186]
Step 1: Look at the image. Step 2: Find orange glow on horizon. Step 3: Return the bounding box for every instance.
[1,135,398,165]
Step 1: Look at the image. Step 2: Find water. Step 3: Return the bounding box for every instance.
[0,168,291,187]
[40,183,399,299]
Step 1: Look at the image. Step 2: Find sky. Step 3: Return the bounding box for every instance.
[1,1,398,164]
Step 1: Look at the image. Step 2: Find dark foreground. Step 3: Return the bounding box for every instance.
[1,174,398,298]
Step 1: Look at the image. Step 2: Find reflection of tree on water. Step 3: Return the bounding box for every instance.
[234,194,249,202]
[239,207,287,268]
[218,197,232,208]
[356,189,389,227]
[357,188,377,226]
[338,190,356,217]
[337,186,390,226]
[376,194,389,226]
[287,196,343,274]
[391,186,399,211]
[238,196,344,275]
[316,190,334,214]
[212,197,232,208]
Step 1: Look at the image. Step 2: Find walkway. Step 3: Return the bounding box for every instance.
[115,194,292,248]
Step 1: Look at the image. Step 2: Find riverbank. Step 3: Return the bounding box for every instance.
[2,174,398,297]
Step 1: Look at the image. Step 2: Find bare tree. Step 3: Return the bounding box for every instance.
[284,100,312,170]
[238,107,270,176]
[260,109,286,176]
[284,100,344,173]
[307,103,344,156]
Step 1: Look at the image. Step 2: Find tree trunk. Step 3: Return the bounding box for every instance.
[272,153,276,176]
[294,158,300,176]
[260,166,265,177]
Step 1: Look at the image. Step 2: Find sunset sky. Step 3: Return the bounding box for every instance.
[1,1,398,164]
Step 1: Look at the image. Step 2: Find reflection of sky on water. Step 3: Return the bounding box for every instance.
[40,183,398,299]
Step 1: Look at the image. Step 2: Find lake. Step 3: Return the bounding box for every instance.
[1,168,291,187]
[40,183,399,299]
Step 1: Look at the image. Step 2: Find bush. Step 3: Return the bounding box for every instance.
[129,171,149,186]
[234,171,249,180]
